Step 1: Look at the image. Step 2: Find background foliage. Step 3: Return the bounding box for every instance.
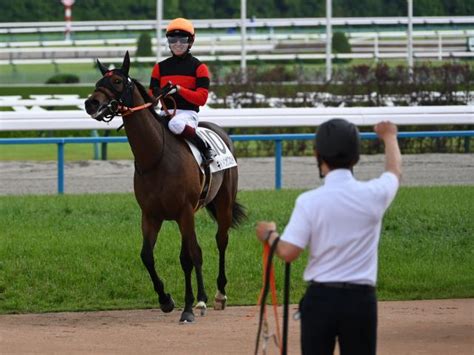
[0,0,472,22]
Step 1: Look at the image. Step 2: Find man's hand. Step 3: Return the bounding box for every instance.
[256,221,277,244]
[374,121,397,141]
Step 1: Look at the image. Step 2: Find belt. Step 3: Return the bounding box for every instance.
[310,281,375,291]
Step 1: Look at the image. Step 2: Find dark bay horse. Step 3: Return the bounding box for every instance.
[84,52,246,323]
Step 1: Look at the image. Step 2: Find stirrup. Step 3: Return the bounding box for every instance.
[206,148,217,159]
[201,156,214,168]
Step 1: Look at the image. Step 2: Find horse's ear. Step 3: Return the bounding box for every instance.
[97,59,109,75]
[121,51,130,76]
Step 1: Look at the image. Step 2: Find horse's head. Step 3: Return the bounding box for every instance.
[85,51,135,122]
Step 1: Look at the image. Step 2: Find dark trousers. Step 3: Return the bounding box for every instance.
[300,283,377,355]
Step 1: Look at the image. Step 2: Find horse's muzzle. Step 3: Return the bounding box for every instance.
[85,98,110,121]
[85,98,100,116]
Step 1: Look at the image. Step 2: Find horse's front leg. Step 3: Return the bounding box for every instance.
[140,214,175,313]
[178,209,208,323]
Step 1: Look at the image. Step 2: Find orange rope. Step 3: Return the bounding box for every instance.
[256,243,282,354]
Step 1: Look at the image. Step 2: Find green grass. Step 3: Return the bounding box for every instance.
[0,187,473,314]
[0,63,154,85]
[0,140,275,160]
[0,142,133,161]
[0,84,95,98]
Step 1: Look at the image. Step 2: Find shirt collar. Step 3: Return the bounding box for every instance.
[324,169,354,185]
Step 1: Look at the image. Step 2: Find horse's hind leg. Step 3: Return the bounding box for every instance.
[214,224,230,310]
[140,214,175,313]
[211,191,234,310]
[178,208,208,323]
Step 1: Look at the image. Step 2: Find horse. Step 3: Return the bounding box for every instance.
[84,52,246,323]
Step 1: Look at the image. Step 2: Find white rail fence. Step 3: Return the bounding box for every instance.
[2,51,473,66]
[1,29,472,65]
[2,30,472,48]
[2,16,473,34]
[1,96,472,131]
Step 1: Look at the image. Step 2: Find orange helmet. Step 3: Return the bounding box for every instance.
[166,18,195,37]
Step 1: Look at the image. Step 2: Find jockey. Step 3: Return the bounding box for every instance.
[149,17,216,167]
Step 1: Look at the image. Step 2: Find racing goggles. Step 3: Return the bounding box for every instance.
[167,35,190,44]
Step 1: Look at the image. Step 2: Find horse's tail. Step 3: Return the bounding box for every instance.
[206,200,247,229]
[230,200,247,228]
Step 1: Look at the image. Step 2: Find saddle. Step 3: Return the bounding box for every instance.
[157,115,237,211]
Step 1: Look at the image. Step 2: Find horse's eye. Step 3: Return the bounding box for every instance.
[114,79,122,84]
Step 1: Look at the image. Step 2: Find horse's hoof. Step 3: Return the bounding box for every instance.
[179,311,195,324]
[214,291,227,310]
[195,301,207,316]
[160,294,175,313]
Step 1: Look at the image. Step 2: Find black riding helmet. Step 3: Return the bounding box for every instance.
[315,118,360,175]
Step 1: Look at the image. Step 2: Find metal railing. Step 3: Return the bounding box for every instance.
[2,105,473,131]
[2,16,473,34]
[1,131,473,194]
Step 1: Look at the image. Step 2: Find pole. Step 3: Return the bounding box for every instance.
[156,0,163,61]
[282,263,291,355]
[275,140,282,190]
[241,0,247,83]
[437,32,442,61]
[57,142,65,194]
[326,0,332,82]
[407,0,414,79]
[61,0,75,42]
[374,33,379,63]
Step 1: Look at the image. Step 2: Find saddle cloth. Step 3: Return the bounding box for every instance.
[185,127,237,173]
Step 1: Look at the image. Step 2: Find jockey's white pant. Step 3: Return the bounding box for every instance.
[160,109,199,135]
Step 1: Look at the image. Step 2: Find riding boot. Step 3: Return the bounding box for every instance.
[181,126,216,167]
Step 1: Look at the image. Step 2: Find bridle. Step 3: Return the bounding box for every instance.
[91,68,178,175]
[91,70,153,122]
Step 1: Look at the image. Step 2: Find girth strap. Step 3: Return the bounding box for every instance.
[194,165,212,211]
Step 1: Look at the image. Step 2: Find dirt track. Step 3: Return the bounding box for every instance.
[0,299,472,354]
[0,154,473,195]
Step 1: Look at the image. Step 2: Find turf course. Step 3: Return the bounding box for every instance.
[0,186,473,314]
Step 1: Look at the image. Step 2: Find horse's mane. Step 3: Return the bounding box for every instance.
[132,78,161,120]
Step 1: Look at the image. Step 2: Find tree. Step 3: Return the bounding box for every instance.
[414,0,444,16]
[164,0,181,19]
[332,32,351,53]
[180,1,215,19]
[136,33,153,57]
[0,0,472,22]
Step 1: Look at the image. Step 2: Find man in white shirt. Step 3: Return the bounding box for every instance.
[256,119,402,355]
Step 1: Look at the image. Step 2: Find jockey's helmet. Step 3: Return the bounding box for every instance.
[166,18,195,48]
[315,118,360,170]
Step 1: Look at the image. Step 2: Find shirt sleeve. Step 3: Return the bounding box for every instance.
[149,63,161,96]
[369,172,400,212]
[280,196,312,249]
[178,63,210,106]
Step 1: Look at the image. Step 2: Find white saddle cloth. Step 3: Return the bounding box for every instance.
[185,127,238,173]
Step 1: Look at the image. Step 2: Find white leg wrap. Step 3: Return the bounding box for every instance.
[195,301,207,316]
[214,290,227,310]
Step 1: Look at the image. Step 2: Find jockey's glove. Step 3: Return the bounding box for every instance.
[158,81,178,98]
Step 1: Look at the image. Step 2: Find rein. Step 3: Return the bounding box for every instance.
[93,72,177,123]
[92,70,178,175]
[121,95,177,117]
[255,239,291,355]
[120,102,153,116]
